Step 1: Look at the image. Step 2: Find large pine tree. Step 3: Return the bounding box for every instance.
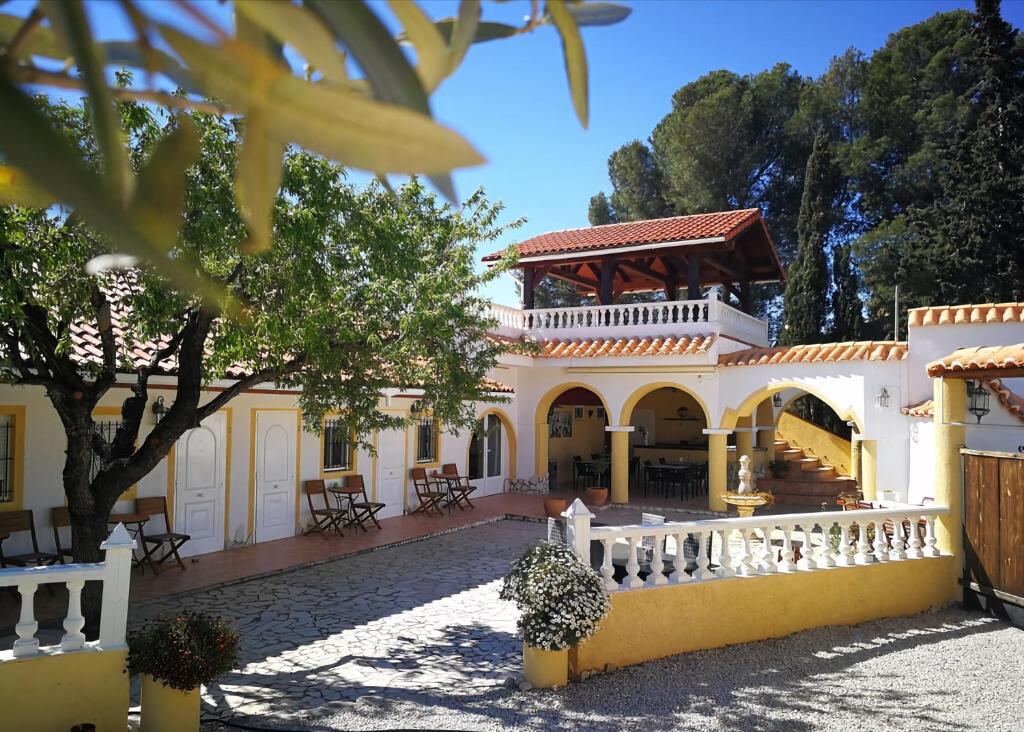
[588,191,616,225]
[780,130,837,346]
[830,243,863,340]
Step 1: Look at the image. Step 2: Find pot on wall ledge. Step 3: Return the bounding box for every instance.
[543,496,570,519]
[584,487,609,507]
[141,674,200,732]
[522,643,569,689]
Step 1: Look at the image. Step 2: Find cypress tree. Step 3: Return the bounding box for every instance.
[830,243,863,340]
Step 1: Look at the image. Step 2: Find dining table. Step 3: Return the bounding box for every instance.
[327,484,364,529]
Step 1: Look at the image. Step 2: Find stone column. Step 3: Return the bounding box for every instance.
[606,426,634,504]
[735,415,754,461]
[849,437,862,486]
[934,377,966,597]
[705,429,731,512]
[860,439,878,501]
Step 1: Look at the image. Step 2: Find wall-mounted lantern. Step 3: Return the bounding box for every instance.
[410,399,424,416]
[967,380,990,424]
[772,393,782,408]
[151,395,169,424]
[876,387,890,409]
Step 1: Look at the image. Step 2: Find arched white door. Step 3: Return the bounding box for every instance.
[469,414,506,496]
[254,411,297,543]
[174,411,226,556]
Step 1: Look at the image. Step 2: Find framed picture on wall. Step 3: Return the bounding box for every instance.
[574,407,584,420]
[550,411,573,438]
[596,407,606,419]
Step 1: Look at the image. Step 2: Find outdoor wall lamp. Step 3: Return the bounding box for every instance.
[151,395,169,424]
[410,399,424,415]
[876,387,890,409]
[772,393,783,408]
[967,380,991,424]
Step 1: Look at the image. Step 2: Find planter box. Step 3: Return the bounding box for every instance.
[523,643,568,689]
[141,674,200,732]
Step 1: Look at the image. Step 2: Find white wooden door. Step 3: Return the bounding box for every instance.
[470,415,505,496]
[375,428,406,518]
[174,411,226,557]
[254,411,297,543]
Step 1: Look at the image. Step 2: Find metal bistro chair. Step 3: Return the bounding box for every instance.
[441,463,476,510]
[344,474,385,531]
[51,506,75,563]
[304,479,345,538]
[411,468,446,516]
[573,456,596,491]
[136,496,191,570]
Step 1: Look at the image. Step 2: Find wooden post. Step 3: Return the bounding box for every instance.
[740,278,752,313]
[523,266,536,310]
[599,258,615,305]
[687,254,702,299]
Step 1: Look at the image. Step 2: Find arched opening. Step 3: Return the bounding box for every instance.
[467,409,516,496]
[623,384,710,504]
[538,386,610,492]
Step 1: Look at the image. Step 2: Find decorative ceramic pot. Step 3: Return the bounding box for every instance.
[522,642,569,689]
[584,487,609,507]
[140,674,200,732]
[543,496,570,519]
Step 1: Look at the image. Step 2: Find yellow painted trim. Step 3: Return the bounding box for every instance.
[222,407,233,547]
[617,381,712,428]
[319,413,357,480]
[465,407,518,482]
[0,405,26,512]
[92,406,138,501]
[720,381,864,433]
[248,408,302,538]
[533,383,613,477]
[165,443,176,530]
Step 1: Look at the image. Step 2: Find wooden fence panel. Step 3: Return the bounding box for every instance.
[964,452,1003,590]
[999,458,1024,598]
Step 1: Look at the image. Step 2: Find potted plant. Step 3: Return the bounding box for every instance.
[500,541,610,689]
[129,612,239,732]
[584,486,609,507]
[768,458,790,478]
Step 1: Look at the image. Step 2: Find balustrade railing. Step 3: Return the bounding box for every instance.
[0,524,135,660]
[563,502,948,592]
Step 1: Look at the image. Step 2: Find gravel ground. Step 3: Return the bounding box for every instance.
[203,606,1023,732]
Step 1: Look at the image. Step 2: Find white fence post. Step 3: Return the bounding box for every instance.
[562,499,594,563]
[98,523,136,649]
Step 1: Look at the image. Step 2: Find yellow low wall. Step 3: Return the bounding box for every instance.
[777,412,852,476]
[0,648,129,731]
[571,557,956,676]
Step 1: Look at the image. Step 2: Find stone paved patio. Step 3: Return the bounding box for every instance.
[130,519,547,725]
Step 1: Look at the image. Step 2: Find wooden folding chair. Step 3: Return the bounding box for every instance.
[0,510,60,568]
[304,480,345,538]
[135,497,191,570]
[51,506,75,564]
[345,475,385,531]
[441,463,477,510]
[411,468,445,516]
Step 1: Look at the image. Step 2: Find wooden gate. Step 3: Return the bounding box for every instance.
[963,449,1024,621]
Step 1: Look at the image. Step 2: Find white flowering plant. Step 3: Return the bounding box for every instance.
[500,540,611,651]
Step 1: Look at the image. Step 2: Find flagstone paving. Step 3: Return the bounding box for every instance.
[129,519,546,725]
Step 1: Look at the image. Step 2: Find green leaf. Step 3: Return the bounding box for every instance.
[446,0,480,75]
[547,0,589,129]
[129,116,200,252]
[389,0,447,92]
[0,12,70,61]
[0,165,57,207]
[159,28,484,174]
[433,18,517,45]
[235,110,285,254]
[235,0,349,84]
[566,2,632,27]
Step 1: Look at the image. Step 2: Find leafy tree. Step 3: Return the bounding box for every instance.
[780,130,836,346]
[588,191,616,225]
[606,141,670,222]
[0,97,516,581]
[830,243,863,340]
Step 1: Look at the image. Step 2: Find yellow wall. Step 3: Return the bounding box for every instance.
[634,388,707,445]
[0,648,128,731]
[777,411,853,476]
[548,406,606,489]
[571,557,956,676]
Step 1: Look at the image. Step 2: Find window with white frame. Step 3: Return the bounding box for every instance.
[415,415,437,463]
[323,418,353,472]
[0,414,12,503]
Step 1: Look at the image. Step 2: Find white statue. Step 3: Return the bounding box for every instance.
[736,454,753,494]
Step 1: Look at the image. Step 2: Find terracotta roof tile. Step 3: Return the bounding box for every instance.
[718,341,908,367]
[907,302,1024,327]
[536,334,715,359]
[926,344,1024,377]
[482,377,514,394]
[483,209,762,261]
[901,399,934,418]
[989,379,1024,422]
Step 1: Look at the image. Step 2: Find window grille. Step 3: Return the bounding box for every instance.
[90,420,122,481]
[0,416,12,503]
[416,415,437,463]
[323,418,353,471]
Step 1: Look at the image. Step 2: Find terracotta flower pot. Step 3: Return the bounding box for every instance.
[141,674,200,732]
[522,642,569,689]
[584,487,609,507]
[543,496,570,519]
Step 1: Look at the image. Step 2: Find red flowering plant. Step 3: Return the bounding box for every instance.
[129,613,240,691]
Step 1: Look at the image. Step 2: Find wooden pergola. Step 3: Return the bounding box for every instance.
[483,209,785,314]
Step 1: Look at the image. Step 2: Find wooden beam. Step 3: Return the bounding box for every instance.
[704,254,740,282]
[547,267,599,290]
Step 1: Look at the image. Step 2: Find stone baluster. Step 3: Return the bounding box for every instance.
[873,520,889,562]
[737,529,754,576]
[673,533,690,583]
[854,520,872,564]
[758,526,777,573]
[60,577,87,652]
[889,517,907,561]
[13,582,40,658]
[815,522,836,569]
[906,516,924,558]
[600,538,618,591]
[777,524,795,572]
[648,532,667,586]
[922,516,939,557]
[624,536,643,589]
[716,528,735,578]
[796,523,814,571]
[836,520,856,567]
[693,531,711,581]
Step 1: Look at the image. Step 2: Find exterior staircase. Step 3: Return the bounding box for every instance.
[757,439,857,507]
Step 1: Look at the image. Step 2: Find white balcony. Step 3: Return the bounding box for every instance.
[490,294,769,347]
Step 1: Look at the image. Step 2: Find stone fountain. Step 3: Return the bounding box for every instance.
[721,454,775,517]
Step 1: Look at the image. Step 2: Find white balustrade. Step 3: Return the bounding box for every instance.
[0,524,136,661]
[561,506,950,593]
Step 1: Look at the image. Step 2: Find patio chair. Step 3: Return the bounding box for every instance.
[51,506,75,563]
[441,463,476,510]
[411,468,445,516]
[344,475,385,531]
[136,496,191,570]
[303,480,345,538]
[573,456,596,491]
[0,509,59,568]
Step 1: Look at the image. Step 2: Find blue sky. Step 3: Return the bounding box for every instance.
[14,1,1024,305]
